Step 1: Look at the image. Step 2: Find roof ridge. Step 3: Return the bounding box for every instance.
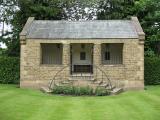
[33,20,131,23]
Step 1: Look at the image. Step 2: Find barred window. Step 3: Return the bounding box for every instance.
[80,52,86,60]
[105,52,110,60]
[102,43,123,64]
[41,43,62,64]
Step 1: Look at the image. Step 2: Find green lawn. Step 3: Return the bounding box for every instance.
[0,84,160,120]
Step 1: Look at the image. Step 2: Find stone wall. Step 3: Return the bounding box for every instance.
[20,39,144,90]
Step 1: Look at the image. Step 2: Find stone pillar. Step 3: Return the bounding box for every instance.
[63,43,70,65]
[137,41,144,89]
[20,39,27,87]
[93,43,101,66]
[62,43,70,77]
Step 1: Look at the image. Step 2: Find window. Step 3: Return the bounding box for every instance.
[80,52,86,60]
[41,43,62,64]
[81,44,85,49]
[105,52,110,60]
[101,43,123,64]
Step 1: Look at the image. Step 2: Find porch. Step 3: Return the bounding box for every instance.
[41,43,123,75]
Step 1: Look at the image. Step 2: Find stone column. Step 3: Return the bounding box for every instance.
[62,43,70,77]
[93,43,101,66]
[63,43,70,65]
[20,39,27,87]
[93,43,102,78]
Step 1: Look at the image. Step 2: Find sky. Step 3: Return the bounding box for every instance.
[0,22,11,48]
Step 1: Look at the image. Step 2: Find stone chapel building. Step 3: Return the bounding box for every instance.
[20,17,145,91]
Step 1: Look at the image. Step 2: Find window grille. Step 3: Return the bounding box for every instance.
[41,43,62,64]
[102,43,123,64]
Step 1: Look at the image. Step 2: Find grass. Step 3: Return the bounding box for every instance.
[0,84,160,120]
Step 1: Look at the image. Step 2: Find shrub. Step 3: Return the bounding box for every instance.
[63,86,74,95]
[52,86,64,94]
[145,57,160,85]
[72,86,80,96]
[52,85,94,96]
[0,56,20,84]
[52,85,110,96]
[79,86,93,95]
[95,87,110,96]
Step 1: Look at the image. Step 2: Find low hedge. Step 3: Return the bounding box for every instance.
[0,56,20,84]
[52,85,110,96]
[145,57,160,85]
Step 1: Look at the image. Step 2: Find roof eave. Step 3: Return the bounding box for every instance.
[20,17,35,42]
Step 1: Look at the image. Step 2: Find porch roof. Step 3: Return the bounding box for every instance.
[21,17,144,39]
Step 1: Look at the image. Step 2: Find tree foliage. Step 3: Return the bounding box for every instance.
[97,0,135,20]
[64,0,99,21]
[97,0,160,56]
[134,0,160,55]
[0,0,160,56]
[1,0,65,56]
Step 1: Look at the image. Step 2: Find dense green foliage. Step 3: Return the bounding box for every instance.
[95,87,110,96]
[135,0,160,55]
[52,85,110,96]
[97,0,135,20]
[145,57,160,85]
[0,56,20,84]
[52,85,94,96]
[0,84,160,120]
[97,0,160,56]
[1,0,65,56]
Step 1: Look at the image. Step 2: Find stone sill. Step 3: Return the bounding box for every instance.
[39,64,64,67]
[101,64,125,67]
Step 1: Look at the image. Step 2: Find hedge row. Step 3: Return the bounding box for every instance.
[144,57,160,85]
[0,56,20,84]
[52,85,110,96]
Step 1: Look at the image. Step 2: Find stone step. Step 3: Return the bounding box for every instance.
[40,87,52,93]
[99,83,109,87]
[93,80,102,84]
[106,85,116,90]
[110,88,123,95]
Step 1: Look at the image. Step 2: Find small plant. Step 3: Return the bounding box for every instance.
[63,86,74,95]
[95,87,110,96]
[72,86,80,96]
[79,86,93,95]
[52,86,64,94]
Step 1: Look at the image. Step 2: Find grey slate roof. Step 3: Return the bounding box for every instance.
[26,20,139,39]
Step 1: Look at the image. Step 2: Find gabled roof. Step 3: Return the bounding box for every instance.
[20,17,145,39]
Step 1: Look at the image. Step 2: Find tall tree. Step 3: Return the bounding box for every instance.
[0,0,17,36]
[97,0,135,20]
[97,0,160,56]
[2,0,65,56]
[64,0,99,21]
[134,0,160,55]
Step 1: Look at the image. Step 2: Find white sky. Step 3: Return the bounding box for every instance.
[0,22,11,48]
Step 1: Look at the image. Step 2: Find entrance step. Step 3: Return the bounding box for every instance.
[40,87,52,93]
[93,80,102,84]
[110,88,123,95]
[99,83,109,87]
[106,85,116,90]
